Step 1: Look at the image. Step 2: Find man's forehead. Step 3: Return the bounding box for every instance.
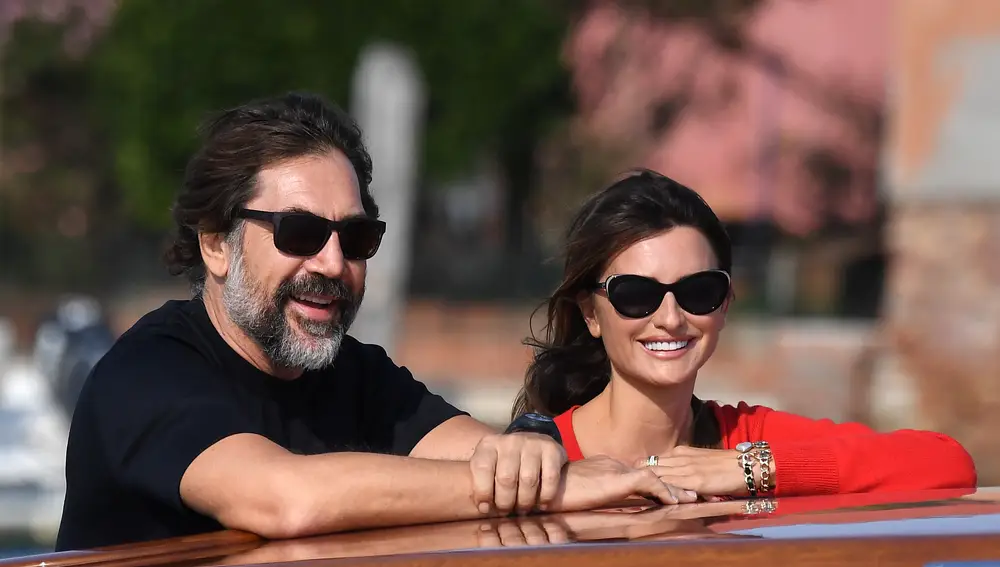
[252,152,364,215]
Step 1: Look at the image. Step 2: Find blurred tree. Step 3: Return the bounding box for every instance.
[0,1,117,291]
[544,0,883,237]
[86,0,572,231]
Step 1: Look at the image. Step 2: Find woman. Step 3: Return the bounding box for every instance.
[511,169,976,499]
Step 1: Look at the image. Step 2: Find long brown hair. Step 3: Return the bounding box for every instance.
[511,169,732,423]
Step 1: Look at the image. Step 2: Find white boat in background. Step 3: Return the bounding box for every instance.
[0,317,69,547]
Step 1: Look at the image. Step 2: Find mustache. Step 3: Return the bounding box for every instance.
[275,275,355,303]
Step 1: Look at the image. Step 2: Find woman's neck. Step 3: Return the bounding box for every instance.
[572,375,696,464]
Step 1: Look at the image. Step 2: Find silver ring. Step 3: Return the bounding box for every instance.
[645,455,659,467]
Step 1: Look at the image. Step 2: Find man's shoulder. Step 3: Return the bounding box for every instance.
[338,334,389,360]
[334,335,405,374]
[117,298,205,343]
[90,299,216,385]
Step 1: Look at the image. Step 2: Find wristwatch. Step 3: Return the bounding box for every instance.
[504,413,563,445]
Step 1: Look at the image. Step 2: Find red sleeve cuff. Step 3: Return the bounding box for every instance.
[769,442,840,497]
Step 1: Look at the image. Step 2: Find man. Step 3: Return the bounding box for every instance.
[55,92,688,551]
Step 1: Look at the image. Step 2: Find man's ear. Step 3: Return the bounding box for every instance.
[200,231,231,280]
[578,292,602,339]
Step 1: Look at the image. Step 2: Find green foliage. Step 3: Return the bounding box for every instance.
[87,0,572,228]
[0,18,114,290]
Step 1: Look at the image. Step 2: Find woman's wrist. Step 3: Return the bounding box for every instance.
[735,441,775,496]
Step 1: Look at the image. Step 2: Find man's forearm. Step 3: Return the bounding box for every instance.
[275,452,487,538]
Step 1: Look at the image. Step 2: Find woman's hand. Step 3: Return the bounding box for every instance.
[640,446,764,497]
[551,455,699,511]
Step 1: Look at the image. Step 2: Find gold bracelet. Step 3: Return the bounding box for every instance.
[735,442,759,497]
[754,446,774,493]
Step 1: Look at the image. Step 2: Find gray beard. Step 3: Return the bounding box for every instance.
[222,247,362,372]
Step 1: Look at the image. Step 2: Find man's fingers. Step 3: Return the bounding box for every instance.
[673,487,699,503]
[540,519,572,545]
[493,447,522,514]
[632,469,698,505]
[651,471,700,500]
[518,519,550,546]
[497,522,528,547]
[538,446,565,509]
[515,449,542,514]
[477,523,503,548]
[470,446,499,514]
[632,469,680,505]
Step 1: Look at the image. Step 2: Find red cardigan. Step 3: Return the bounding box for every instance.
[553,401,978,496]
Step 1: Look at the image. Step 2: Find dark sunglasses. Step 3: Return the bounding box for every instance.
[235,208,386,260]
[595,269,731,318]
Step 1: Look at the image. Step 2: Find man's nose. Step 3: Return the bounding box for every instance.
[305,232,346,279]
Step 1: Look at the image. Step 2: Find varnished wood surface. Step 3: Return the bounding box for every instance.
[6,489,1000,567]
[0,531,260,567]
[247,534,1000,567]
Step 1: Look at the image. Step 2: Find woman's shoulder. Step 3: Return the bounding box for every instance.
[701,398,778,429]
[552,406,577,432]
[552,406,585,461]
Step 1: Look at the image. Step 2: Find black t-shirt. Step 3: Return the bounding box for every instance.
[54,298,466,551]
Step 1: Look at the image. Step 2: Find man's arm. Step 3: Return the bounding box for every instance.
[409,415,496,460]
[180,433,689,540]
[180,433,489,539]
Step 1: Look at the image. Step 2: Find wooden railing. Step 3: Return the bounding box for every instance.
[0,531,260,567]
[4,490,998,567]
[4,530,1000,567]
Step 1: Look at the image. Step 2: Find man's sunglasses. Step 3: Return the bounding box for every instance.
[236,208,386,260]
[595,269,731,318]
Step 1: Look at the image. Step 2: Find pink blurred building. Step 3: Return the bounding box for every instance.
[563,0,890,235]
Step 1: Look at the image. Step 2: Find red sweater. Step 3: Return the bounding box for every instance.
[553,401,978,497]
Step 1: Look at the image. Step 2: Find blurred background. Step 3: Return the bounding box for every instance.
[0,0,998,555]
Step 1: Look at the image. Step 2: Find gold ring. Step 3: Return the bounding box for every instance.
[645,455,659,467]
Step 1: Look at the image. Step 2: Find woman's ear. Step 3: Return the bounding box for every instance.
[578,292,602,339]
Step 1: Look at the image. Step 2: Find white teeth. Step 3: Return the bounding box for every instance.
[643,340,689,352]
[295,295,333,305]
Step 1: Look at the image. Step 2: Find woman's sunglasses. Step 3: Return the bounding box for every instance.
[595,269,731,318]
[236,208,386,260]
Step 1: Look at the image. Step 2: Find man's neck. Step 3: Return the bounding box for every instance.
[201,285,303,380]
[573,373,696,464]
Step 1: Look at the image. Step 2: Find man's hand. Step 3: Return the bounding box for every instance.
[476,517,573,548]
[639,446,758,497]
[470,432,567,515]
[550,456,698,512]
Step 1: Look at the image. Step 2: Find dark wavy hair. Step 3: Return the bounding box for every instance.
[164,91,377,293]
[511,169,733,420]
